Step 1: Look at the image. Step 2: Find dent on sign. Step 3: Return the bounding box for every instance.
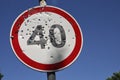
[10,6,83,72]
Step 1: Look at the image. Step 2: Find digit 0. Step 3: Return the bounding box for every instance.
[49,24,66,48]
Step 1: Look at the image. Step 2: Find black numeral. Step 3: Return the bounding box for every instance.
[27,24,66,49]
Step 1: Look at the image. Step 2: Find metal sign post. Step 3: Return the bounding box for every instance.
[39,1,56,80]
[47,72,56,80]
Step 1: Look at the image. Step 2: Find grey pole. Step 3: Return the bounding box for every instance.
[47,72,56,80]
[38,0,56,80]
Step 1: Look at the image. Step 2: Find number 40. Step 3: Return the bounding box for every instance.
[27,24,66,49]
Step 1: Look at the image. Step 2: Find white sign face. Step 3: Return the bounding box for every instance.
[10,6,83,72]
[19,12,75,64]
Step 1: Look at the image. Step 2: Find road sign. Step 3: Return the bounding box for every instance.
[10,6,83,72]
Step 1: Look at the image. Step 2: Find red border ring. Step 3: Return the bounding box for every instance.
[10,6,83,72]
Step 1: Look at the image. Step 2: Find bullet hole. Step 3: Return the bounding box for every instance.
[68,44,70,47]
[32,31,35,33]
[22,37,24,39]
[32,26,35,29]
[27,20,29,22]
[21,30,23,32]
[28,14,31,17]
[45,36,48,39]
[26,33,28,35]
[15,30,19,34]
[60,17,62,18]
[30,36,34,40]
[10,36,14,40]
[25,23,27,26]
[32,18,36,20]
[48,18,52,22]
[45,21,47,23]
[27,29,29,31]
[48,47,50,49]
[50,56,54,58]
[17,24,21,28]
[48,26,50,28]
[68,29,70,32]
[29,33,31,35]
[38,19,41,21]
[23,15,28,20]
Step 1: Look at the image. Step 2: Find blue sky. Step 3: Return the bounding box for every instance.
[0,0,120,80]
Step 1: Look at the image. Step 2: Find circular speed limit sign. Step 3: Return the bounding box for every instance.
[10,6,83,72]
